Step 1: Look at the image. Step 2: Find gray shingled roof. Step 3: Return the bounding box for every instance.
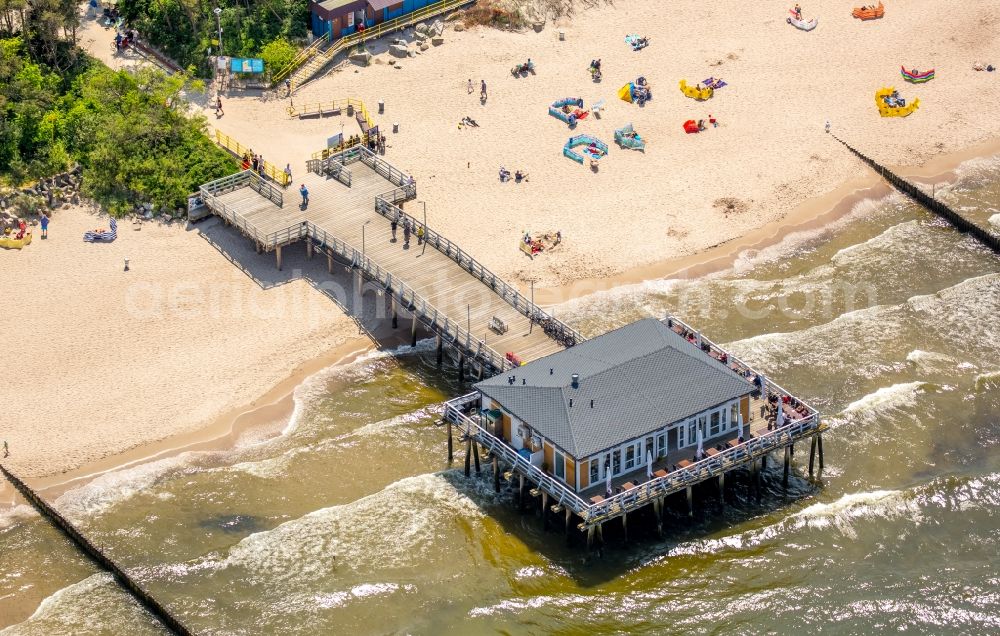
[475,318,753,459]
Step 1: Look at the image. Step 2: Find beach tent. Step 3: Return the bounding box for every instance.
[901,67,935,83]
[83,218,118,242]
[683,120,700,134]
[614,123,646,151]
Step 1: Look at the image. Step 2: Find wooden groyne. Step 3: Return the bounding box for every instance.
[832,135,1000,254]
[0,463,193,635]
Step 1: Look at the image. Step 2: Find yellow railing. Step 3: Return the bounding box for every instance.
[272,32,330,86]
[289,0,473,91]
[310,136,367,161]
[213,130,291,187]
[288,97,374,130]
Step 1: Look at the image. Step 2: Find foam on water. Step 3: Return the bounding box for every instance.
[220,473,483,582]
[989,213,1000,229]
[842,382,933,416]
[0,573,158,636]
[0,504,37,530]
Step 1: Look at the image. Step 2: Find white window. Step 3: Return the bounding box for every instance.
[656,433,666,457]
[710,411,721,437]
[731,403,739,429]
[612,449,621,474]
[687,421,697,447]
[589,459,599,483]
[554,451,565,480]
[625,444,636,469]
[721,407,728,428]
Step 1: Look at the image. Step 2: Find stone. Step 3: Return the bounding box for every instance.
[349,50,372,65]
[415,32,428,42]
[419,43,429,51]
[408,50,416,57]
[389,44,409,58]
[430,19,444,36]
[71,194,80,205]
[432,36,444,46]
[453,23,464,32]
[415,23,430,36]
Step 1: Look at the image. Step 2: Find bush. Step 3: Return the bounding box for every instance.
[260,37,298,77]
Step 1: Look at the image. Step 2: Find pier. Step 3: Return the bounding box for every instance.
[199,146,582,376]
[443,313,825,551]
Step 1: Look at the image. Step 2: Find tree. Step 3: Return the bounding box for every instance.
[260,36,296,77]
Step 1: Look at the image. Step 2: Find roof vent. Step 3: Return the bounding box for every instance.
[508,375,515,385]
[569,398,573,407]
[571,373,580,389]
[550,368,554,375]
[590,399,594,408]
[522,378,526,385]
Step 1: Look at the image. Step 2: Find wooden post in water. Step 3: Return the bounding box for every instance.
[783,446,791,488]
[541,491,548,530]
[410,312,418,346]
[718,472,725,504]
[435,335,443,366]
[327,252,333,273]
[446,418,453,462]
[391,296,398,328]
[809,435,817,477]
[493,454,500,492]
[458,354,465,382]
[586,525,595,556]
[596,522,604,557]
[306,239,313,259]
[686,485,694,517]
[473,440,481,474]
[464,435,472,477]
[622,511,628,544]
[564,508,572,541]
[518,473,525,510]
[818,433,825,470]
[276,245,283,270]
[652,497,663,537]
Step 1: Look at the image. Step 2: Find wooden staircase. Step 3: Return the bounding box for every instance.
[277,0,474,93]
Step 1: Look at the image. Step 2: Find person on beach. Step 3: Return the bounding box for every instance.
[40,212,49,239]
[794,3,802,19]
[284,163,292,182]
[285,78,291,96]
[480,80,487,100]
[215,96,223,117]
[3,440,8,457]
[467,79,473,94]
[391,217,398,242]
[299,184,309,206]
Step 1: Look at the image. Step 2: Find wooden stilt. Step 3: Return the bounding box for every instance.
[653,498,663,537]
[718,472,725,503]
[306,239,313,259]
[275,245,283,271]
[391,297,398,329]
[586,526,595,556]
[327,252,333,273]
[809,435,817,477]
[473,441,481,474]
[477,363,485,381]
[686,485,694,517]
[541,492,548,530]
[410,313,418,346]
[596,522,604,557]
[761,455,768,471]
[464,435,472,477]
[457,354,465,382]
[447,418,453,462]
[790,443,794,458]
[492,455,500,492]
[518,473,525,510]
[435,335,443,366]
[818,433,825,470]
[783,445,791,488]
[565,508,572,541]
[622,511,628,544]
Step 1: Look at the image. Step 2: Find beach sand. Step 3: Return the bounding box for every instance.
[213,0,1000,290]
[0,205,367,487]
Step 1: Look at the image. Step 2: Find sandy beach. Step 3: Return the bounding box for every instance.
[213,0,1000,289]
[0,205,368,491]
[2,0,999,491]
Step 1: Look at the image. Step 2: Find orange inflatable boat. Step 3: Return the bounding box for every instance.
[852,2,884,20]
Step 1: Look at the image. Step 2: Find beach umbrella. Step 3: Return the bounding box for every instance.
[695,331,702,348]
[605,464,612,495]
[646,450,654,478]
[776,405,785,428]
[738,411,745,437]
[696,427,704,456]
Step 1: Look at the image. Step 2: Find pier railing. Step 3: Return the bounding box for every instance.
[307,223,514,374]
[308,154,353,186]
[444,393,591,515]
[213,130,291,187]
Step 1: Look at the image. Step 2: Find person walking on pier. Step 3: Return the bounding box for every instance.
[403,219,411,248]
[299,184,309,207]
[416,224,424,245]
[390,217,398,242]
[284,163,292,183]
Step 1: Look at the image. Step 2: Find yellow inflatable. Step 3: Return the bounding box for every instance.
[875,87,919,117]
[0,232,32,249]
[679,79,713,100]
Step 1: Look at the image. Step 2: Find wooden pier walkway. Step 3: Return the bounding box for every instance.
[200,147,581,374]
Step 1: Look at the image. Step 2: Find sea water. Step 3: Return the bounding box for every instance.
[1,158,998,634]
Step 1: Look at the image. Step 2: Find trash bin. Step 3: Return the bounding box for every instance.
[393,122,399,133]
[559,31,565,41]
[378,99,384,114]
[347,104,354,116]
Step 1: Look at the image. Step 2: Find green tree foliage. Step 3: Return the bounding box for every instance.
[259,36,296,76]
[0,36,236,216]
[119,0,311,77]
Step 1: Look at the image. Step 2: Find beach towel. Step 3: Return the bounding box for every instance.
[702,77,727,90]
[624,34,648,50]
[83,218,118,242]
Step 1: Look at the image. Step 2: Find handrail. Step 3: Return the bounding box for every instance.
[365,155,585,349]
[307,224,513,373]
[247,171,283,208]
[288,0,475,91]
[272,32,330,86]
[289,97,374,128]
[444,393,591,514]
[213,130,291,187]
[307,154,352,186]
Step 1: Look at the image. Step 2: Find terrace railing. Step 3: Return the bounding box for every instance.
[374,190,585,349]
[289,97,374,125]
[307,154,352,187]
[271,32,330,86]
[444,394,591,515]
[308,224,513,374]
